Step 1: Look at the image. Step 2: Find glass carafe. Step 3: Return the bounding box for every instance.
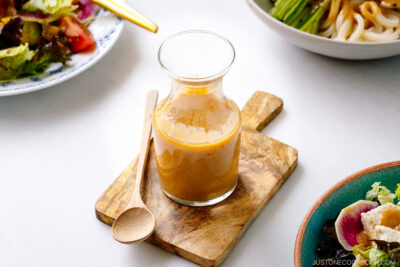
[153,30,241,206]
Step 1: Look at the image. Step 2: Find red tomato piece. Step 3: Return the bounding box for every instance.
[59,15,96,52]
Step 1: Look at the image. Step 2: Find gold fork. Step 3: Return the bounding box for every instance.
[91,0,158,33]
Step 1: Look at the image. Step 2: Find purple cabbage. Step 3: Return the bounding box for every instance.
[76,0,98,22]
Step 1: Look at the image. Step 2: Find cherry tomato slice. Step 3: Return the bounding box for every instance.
[59,15,95,52]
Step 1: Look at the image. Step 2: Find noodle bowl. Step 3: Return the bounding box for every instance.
[248,0,400,59]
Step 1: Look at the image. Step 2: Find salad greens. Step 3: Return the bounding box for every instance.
[0,44,34,80]
[22,0,78,23]
[20,22,40,45]
[271,0,331,34]
[23,0,76,15]
[16,37,71,77]
[315,183,400,267]
[0,0,98,80]
[354,244,400,267]
[366,182,397,205]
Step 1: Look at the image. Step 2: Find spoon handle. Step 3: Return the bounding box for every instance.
[130,90,159,206]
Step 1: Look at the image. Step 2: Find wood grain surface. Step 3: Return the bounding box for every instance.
[95,91,298,266]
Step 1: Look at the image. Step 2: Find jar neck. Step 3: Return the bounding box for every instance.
[169,77,225,99]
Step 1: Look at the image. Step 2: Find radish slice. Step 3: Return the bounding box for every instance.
[335,200,378,251]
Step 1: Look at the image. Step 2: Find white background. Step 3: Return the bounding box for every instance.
[1,0,399,266]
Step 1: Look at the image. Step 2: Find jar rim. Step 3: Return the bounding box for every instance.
[158,30,236,83]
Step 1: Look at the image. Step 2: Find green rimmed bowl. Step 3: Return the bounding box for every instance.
[294,161,400,267]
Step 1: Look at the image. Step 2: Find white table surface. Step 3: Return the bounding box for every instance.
[1,0,400,266]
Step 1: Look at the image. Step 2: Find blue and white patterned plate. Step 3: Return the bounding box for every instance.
[0,9,123,97]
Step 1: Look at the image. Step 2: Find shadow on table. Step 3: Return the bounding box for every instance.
[0,26,138,125]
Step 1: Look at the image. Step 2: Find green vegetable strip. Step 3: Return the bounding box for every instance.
[303,24,313,34]
[274,0,287,10]
[299,6,324,32]
[271,0,288,16]
[284,0,308,25]
[288,7,308,27]
[311,21,319,34]
[271,0,331,34]
[306,0,331,33]
[274,0,299,20]
[297,8,316,29]
[319,0,332,9]
[290,7,310,27]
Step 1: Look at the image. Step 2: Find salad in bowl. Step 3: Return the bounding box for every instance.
[0,0,99,80]
[315,182,400,267]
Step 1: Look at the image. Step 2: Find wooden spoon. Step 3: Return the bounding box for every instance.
[111,90,158,244]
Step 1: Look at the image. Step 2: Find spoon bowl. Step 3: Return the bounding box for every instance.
[112,207,155,244]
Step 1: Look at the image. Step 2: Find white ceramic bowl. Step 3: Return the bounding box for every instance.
[247,0,400,60]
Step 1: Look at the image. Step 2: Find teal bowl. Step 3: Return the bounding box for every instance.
[294,161,400,267]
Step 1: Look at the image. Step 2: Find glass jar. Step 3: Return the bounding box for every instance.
[153,30,241,206]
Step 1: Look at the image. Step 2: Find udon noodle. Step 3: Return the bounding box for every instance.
[319,0,400,41]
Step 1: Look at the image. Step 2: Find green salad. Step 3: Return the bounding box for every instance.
[0,0,99,80]
[314,183,400,266]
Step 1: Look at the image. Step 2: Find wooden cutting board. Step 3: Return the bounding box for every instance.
[95,91,298,266]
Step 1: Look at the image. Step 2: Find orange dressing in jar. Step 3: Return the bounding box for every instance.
[153,30,240,206]
[153,83,241,204]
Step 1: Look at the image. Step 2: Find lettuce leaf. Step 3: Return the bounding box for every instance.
[396,184,400,203]
[0,44,35,80]
[22,0,75,15]
[20,0,78,23]
[353,243,372,257]
[369,248,393,267]
[16,37,71,77]
[0,36,71,80]
[353,244,400,267]
[366,182,396,205]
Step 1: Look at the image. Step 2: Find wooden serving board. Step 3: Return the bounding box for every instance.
[95,91,298,266]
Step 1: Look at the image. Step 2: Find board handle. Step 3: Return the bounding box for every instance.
[241,91,283,132]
